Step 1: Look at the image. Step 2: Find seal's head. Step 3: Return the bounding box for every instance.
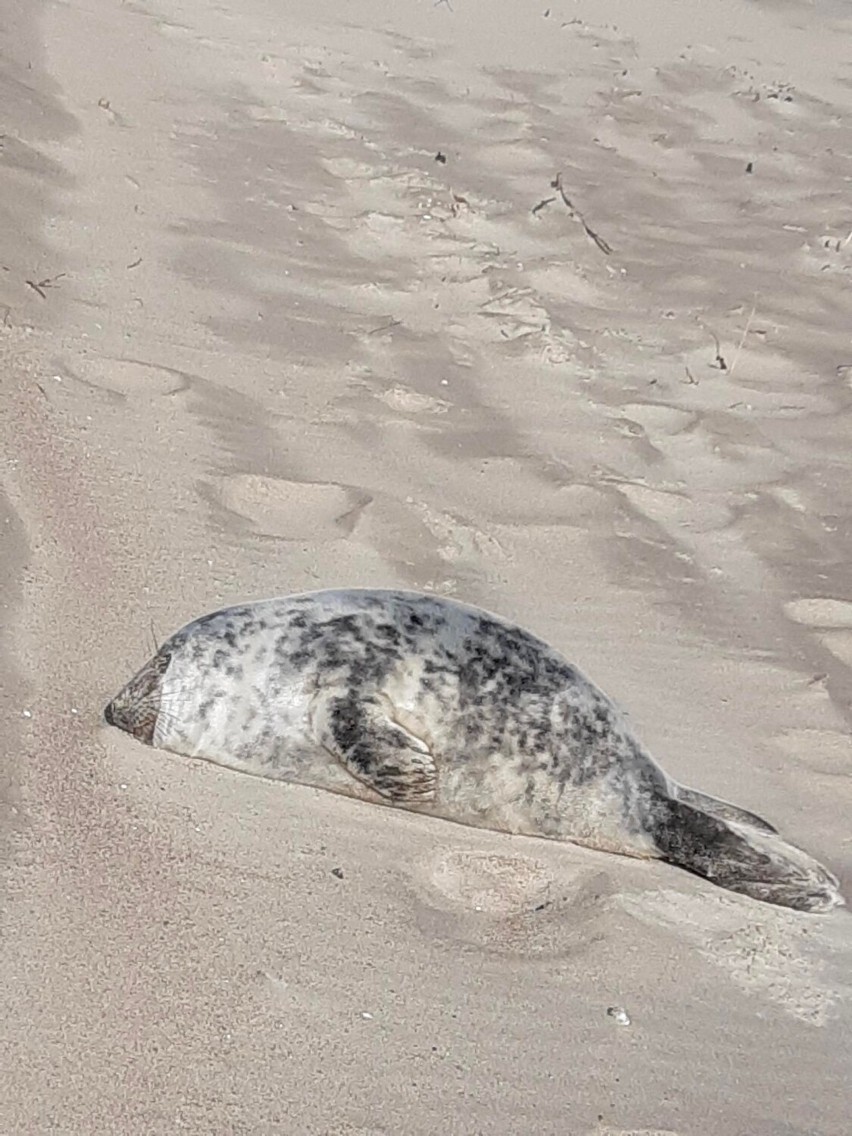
[104,648,172,745]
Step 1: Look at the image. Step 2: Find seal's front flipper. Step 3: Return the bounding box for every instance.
[674,785,777,834]
[653,797,843,913]
[311,691,438,803]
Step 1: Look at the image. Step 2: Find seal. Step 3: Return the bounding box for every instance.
[104,588,843,913]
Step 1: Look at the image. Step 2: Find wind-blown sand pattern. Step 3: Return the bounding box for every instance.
[1,0,851,1133]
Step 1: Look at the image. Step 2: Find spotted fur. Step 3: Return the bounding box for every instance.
[104,589,844,914]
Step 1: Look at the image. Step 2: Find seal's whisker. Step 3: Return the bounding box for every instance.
[153,708,184,733]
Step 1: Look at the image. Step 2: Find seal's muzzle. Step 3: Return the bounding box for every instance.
[103,648,172,745]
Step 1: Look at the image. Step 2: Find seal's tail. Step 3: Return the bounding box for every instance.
[652,797,844,913]
[673,784,778,834]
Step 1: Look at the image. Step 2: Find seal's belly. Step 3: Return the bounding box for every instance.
[155,625,653,853]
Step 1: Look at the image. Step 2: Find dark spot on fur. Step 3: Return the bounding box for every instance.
[374,622,402,646]
[327,693,372,773]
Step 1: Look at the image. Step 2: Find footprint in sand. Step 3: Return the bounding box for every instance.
[374,385,450,416]
[413,501,504,564]
[617,482,731,533]
[76,356,192,397]
[785,597,852,628]
[427,849,553,915]
[588,1129,681,1136]
[772,728,852,779]
[412,847,613,958]
[620,403,696,436]
[818,631,852,668]
[217,473,371,540]
[784,597,852,667]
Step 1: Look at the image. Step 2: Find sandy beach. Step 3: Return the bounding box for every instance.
[2,0,851,1131]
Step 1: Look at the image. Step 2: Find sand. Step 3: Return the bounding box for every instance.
[2,0,851,1131]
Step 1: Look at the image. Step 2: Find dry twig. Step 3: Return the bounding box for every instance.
[697,322,728,370]
[25,272,66,299]
[531,195,557,218]
[728,303,756,377]
[551,173,612,254]
[366,318,402,336]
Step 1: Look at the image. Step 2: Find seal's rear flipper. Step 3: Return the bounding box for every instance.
[674,784,777,834]
[311,691,438,803]
[653,797,844,913]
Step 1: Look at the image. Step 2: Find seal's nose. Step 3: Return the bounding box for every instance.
[104,701,116,727]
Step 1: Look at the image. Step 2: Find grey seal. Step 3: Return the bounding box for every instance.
[104,588,844,913]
